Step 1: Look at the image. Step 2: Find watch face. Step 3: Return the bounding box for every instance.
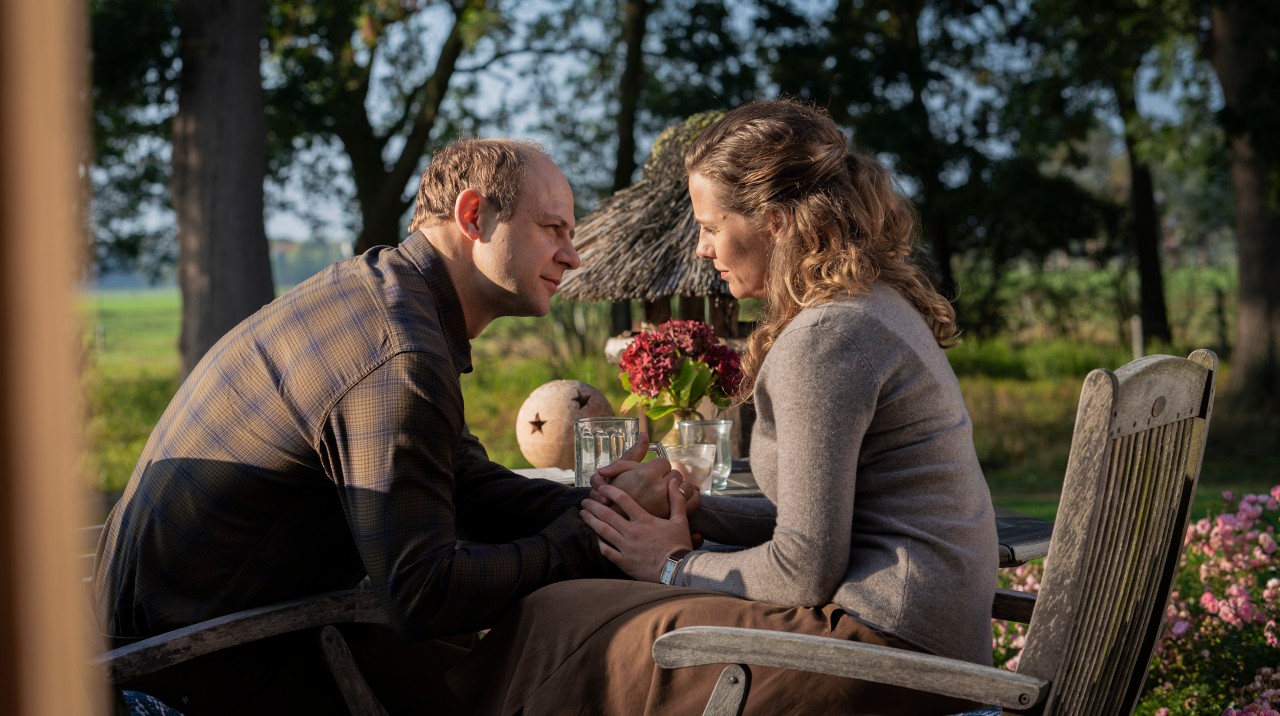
[661,558,678,585]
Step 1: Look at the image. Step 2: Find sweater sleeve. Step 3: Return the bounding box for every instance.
[676,315,876,606]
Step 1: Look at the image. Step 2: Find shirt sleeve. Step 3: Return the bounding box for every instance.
[675,321,875,606]
[319,351,613,639]
[451,423,593,543]
[688,495,777,546]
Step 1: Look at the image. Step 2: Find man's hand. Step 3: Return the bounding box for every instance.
[583,432,665,517]
[580,478,694,582]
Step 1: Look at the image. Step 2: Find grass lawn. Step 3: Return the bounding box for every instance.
[79,289,1278,524]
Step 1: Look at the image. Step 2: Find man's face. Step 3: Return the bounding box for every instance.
[474,154,579,318]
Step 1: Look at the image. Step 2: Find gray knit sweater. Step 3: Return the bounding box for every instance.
[682,283,997,664]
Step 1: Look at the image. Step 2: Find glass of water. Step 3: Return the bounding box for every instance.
[675,419,733,491]
[573,417,668,487]
[664,443,718,493]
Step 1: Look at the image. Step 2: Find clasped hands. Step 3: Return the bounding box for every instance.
[581,434,700,582]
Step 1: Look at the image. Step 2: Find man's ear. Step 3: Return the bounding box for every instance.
[454,188,486,241]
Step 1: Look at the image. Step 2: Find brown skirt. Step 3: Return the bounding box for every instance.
[447,579,977,716]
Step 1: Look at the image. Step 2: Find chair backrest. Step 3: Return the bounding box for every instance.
[1014,350,1216,716]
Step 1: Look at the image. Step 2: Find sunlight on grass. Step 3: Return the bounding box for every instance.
[79,288,1274,524]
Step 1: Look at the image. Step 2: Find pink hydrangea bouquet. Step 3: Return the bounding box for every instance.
[617,320,744,421]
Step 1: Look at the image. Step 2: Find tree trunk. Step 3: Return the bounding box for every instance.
[1222,132,1280,410]
[172,0,274,378]
[609,0,651,335]
[1120,131,1173,346]
[1208,0,1280,413]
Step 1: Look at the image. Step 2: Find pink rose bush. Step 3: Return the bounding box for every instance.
[993,561,1041,671]
[991,486,1280,715]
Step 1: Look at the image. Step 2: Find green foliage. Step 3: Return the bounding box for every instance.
[460,352,629,469]
[953,264,1237,349]
[80,290,182,494]
[269,239,348,287]
[948,338,1135,380]
[88,0,179,278]
[83,368,178,497]
[1137,489,1280,714]
[996,490,1280,713]
[514,0,765,199]
[83,285,1271,508]
[760,0,1123,306]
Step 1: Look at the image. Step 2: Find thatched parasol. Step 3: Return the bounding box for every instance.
[559,111,728,303]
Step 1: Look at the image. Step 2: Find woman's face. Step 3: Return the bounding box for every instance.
[688,172,774,299]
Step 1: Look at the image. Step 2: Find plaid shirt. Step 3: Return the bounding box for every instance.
[96,232,610,642]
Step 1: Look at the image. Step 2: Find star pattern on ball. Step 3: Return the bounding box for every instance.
[529,413,547,434]
[572,391,592,409]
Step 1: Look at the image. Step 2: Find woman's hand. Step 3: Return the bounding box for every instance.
[586,432,703,519]
[580,478,694,582]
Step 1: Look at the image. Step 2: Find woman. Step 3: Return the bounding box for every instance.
[449,99,997,715]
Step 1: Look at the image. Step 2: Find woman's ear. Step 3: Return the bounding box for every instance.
[764,207,787,243]
[454,188,486,241]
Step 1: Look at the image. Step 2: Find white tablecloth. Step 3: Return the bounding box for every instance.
[512,467,574,486]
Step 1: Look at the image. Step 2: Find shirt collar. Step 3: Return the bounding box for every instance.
[399,231,474,374]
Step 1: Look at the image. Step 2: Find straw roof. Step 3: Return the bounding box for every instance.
[559,111,730,302]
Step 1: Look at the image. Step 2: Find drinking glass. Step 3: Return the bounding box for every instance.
[664,443,718,493]
[676,419,733,491]
[573,417,668,487]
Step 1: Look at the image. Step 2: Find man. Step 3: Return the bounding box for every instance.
[95,138,679,714]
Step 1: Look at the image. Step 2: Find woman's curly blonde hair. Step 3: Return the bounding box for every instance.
[685,98,959,381]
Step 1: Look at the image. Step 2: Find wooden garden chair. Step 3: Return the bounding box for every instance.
[80,525,392,715]
[653,349,1217,716]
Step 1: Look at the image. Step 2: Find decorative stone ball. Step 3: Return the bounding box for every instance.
[515,380,614,468]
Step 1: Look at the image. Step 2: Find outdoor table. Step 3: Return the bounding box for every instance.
[513,465,1053,568]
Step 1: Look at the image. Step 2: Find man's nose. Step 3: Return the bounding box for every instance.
[557,237,580,270]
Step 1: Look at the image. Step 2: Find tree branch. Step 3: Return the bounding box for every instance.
[377,0,480,217]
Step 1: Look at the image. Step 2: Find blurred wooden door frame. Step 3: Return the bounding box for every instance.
[0,0,96,713]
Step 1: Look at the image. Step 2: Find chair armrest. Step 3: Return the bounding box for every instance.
[995,507,1053,567]
[993,588,1036,623]
[94,589,389,684]
[653,626,1048,711]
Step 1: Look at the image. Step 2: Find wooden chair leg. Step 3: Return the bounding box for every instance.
[318,626,389,716]
[702,663,750,716]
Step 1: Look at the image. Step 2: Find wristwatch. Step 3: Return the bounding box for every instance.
[659,548,693,585]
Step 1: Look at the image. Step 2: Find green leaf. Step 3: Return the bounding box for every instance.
[709,388,732,410]
[620,393,644,413]
[671,359,713,408]
[647,404,679,420]
[669,359,699,402]
[651,389,677,412]
[618,372,632,393]
[685,361,714,406]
